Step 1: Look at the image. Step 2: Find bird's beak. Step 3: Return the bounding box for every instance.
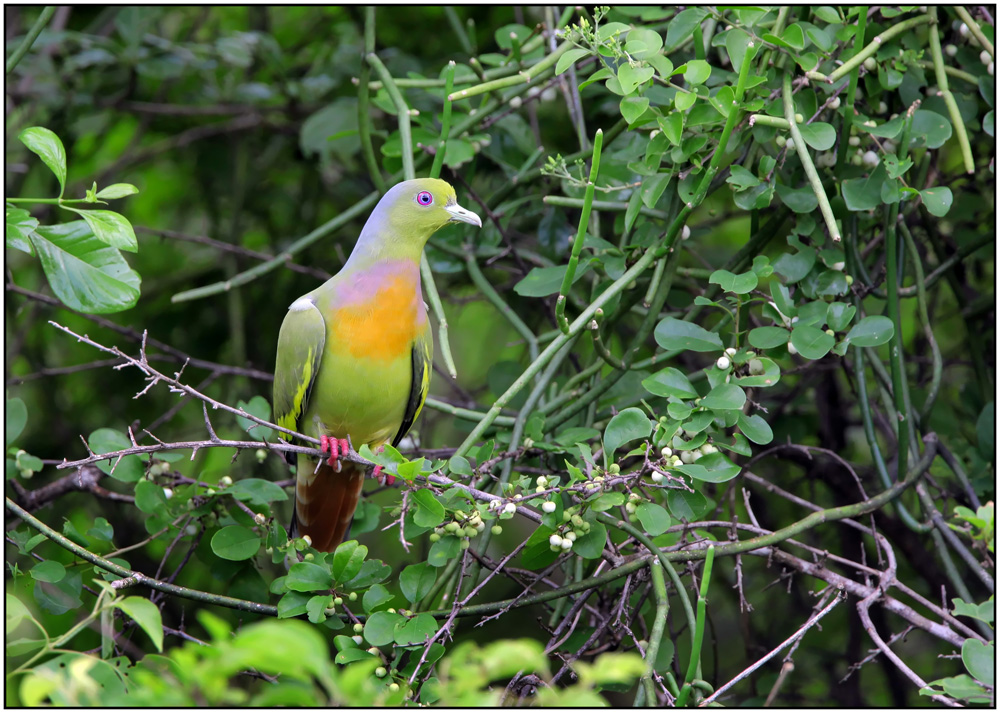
[445,202,482,227]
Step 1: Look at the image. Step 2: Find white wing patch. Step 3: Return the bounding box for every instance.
[289,296,315,312]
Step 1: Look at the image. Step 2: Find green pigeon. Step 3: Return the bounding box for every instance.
[273,178,481,552]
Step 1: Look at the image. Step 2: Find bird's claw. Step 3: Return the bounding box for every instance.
[319,435,352,473]
[372,465,395,487]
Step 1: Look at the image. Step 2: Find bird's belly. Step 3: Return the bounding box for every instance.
[305,350,411,447]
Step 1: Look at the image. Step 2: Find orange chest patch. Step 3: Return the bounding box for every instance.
[329,276,424,361]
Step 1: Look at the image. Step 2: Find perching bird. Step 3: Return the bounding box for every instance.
[273,178,481,552]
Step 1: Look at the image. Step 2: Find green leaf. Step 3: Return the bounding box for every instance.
[556,48,590,75]
[236,395,274,442]
[620,96,650,125]
[655,317,723,352]
[738,412,774,444]
[591,492,626,511]
[919,186,953,217]
[772,236,816,283]
[227,478,288,505]
[790,324,835,359]
[30,560,66,583]
[362,583,394,614]
[732,357,781,388]
[845,316,894,347]
[6,397,27,446]
[572,521,607,559]
[427,535,461,567]
[448,456,473,477]
[330,540,367,583]
[617,64,654,95]
[827,302,857,332]
[134,480,167,515]
[95,183,139,200]
[411,489,446,528]
[726,165,760,190]
[306,594,333,623]
[210,525,260,561]
[749,326,790,349]
[29,221,140,314]
[114,596,163,652]
[394,612,438,646]
[343,559,391,589]
[665,489,709,521]
[797,122,836,150]
[842,163,887,212]
[683,59,711,85]
[276,591,310,618]
[286,562,333,592]
[909,109,952,149]
[513,263,591,297]
[642,367,698,399]
[775,183,819,213]
[674,451,741,482]
[962,639,994,686]
[701,383,746,411]
[724,28,752,74]
[87,517,114,543]
[364,610,403,647]
[19,127,67,196]
[635,502,672,536]
[976,403,994,461]
[6,206,38,255]
[63,209,138,252]
[400,562,437,604]
[666,8,709,50]
[709,269,758,294]
[603,407,652,458]
[641,173,671,208]
[86,428,144,482]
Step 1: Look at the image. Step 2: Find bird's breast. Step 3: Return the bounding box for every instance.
[328,268,425,362]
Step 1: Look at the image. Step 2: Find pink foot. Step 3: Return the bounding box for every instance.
[372,465,395,487]
[319,436,352,472]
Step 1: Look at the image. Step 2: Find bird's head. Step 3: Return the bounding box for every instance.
[351,178,481,266]
[382,178,482,235]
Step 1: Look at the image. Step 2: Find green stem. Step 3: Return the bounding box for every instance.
[429,62,457,180]
[6,197,99,205]
[926,9,976,174]
[782,72,840,242]
[835,7,867,172]
[883,203,912,473]
[464,250,539,363]
[677,545,715,707]
[898,222,942,424]
[823,14,934,83]
[5,6,56,75]
[443,6,474,56]
[357,8,385,193]
[6,496,278,617]
[749,114,790,129]
[555,128,603,334]
[454,246,660,457]
[366,53,414,181]
[953,6,994,58]
[636,561,669,707]
[543,195,670,220]
[448,41,573,101]
[423,397,517,426]
[171,192,380,302]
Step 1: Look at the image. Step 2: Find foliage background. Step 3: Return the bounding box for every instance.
[5,5,995,707]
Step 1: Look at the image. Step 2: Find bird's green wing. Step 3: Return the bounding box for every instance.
[390,324,432,448]
[273,297,326,443]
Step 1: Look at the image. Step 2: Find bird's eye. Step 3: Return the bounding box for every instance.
[416,191,433,206]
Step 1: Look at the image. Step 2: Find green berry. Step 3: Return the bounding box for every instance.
[353,623,364,633]
[376,666,387,678]
[348,592,357,601]
[492,525,503,536]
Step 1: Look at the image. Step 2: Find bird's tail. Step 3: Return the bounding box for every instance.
[291,456,365,553]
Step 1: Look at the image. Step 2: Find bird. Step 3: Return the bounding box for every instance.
[273,178,481,552]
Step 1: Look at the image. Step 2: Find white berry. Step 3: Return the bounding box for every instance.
[542,501,557,513]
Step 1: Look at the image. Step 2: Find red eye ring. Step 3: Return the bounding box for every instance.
[416,191,433,206]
